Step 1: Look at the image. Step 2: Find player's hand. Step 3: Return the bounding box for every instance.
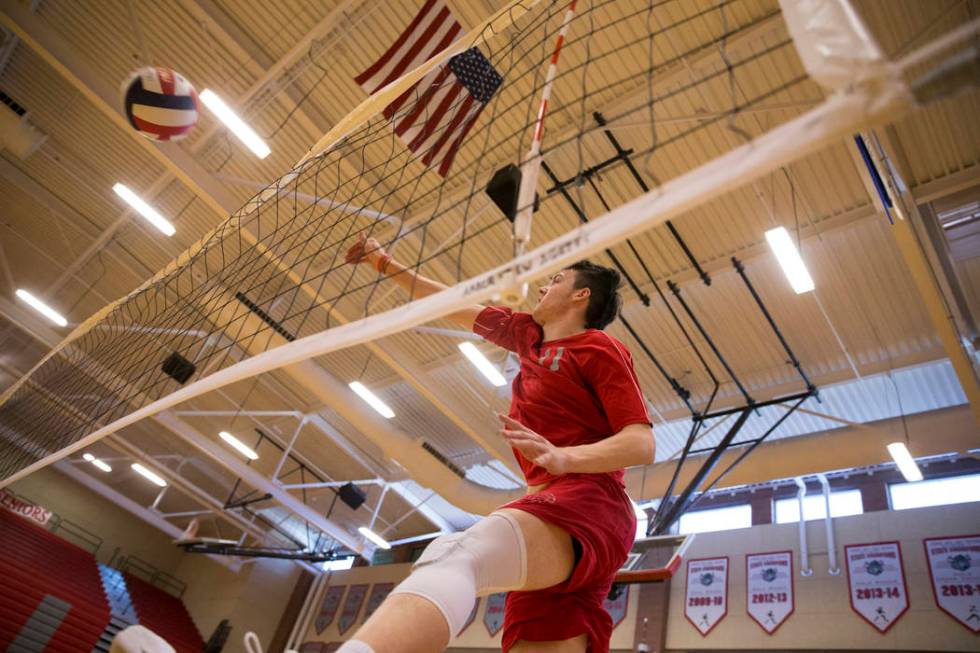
[498,413,568,476]
[344,233,387,267]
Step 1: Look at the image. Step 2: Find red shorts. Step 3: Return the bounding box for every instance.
[500,473,636,653]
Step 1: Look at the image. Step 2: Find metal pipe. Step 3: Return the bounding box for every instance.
[817,473,841,575]
[794,477,813,577]
[593,111,711,285]
[652,408,751,534]
[273,416,308,481]
[667,280,754,405]
[732,257,815,392]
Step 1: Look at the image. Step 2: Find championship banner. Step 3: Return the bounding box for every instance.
[484,592,507,636]
[745,551,794,634]
[315,585,346,634]
[459,598,480,635]
[603,584,630,629]
[924,534,980,633]
[338,584,369,635]
[0,488,52,525]
[844,541,909,633]
[684,557,729,636]
[362,583,395,623]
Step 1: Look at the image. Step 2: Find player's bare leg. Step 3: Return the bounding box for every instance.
[347,508,576,653]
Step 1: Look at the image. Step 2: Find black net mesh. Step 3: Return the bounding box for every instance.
[0,0,805,483]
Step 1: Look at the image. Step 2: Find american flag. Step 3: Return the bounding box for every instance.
[354,0,503,177]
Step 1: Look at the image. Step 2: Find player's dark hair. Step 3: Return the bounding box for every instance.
[568,260,622,329]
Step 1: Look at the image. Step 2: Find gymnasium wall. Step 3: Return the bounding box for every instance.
[297,502,979,652]
[8,466,305,653]
[10,465,186,574]
[665,501,979,652]
[178,554,303,653]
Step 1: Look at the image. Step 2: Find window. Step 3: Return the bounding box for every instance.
[678,504,752,535]
[889,473,980,510]
[774,489,864,524]
[322,557,355,572]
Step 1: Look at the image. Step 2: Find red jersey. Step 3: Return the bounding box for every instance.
[473,306,650,487]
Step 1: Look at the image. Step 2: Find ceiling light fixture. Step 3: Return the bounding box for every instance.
[15,289,67,327]
[458,342,507,387]
[82,453,112,473]
[219,431,259,460]
[112,183,176,236]
[199,89,271,159]
[349,381,395,419]
[765,226,814,294]
[887,442,923,482]
[131,462,167,487]
[358,526,391,550]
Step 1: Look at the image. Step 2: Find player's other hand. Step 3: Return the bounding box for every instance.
[344,233,387,267]
[498,413,568,476]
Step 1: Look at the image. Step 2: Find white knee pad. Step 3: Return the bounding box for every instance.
[389,511,527,637]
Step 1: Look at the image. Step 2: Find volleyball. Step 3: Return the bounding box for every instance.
[122,66,199,141]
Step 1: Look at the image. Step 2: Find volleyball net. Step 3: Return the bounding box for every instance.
[1,0,977,486]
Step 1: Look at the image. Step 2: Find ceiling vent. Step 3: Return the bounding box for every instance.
[0,90,47,159]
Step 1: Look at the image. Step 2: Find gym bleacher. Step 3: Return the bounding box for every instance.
[0,509,204,652]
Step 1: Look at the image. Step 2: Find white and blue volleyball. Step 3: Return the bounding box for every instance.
[123,67,199,141]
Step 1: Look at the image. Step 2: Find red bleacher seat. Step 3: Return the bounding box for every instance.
[124,574,204,653]
[0,509,109,652]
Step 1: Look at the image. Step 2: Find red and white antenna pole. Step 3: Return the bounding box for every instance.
[512,1,577,257]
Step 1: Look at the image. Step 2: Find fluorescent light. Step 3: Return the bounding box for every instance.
[82,452,112,472]
[15,289,67,327]
[219,431,258,460]
[91,459,112,473]
[112,183,176,236]
[887,442,923,482]
[358,526,391,550]
[458,342,507,387]
[200,89,271,159]
[131,462,167,487]
[765,227,814,294]
[349,381,395,418]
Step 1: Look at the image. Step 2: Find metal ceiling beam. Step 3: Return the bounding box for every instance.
[626,403,976,498]
[153,411,365,555]
[52,459,242,572]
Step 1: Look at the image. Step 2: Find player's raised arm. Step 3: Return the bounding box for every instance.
[344,233,485,331]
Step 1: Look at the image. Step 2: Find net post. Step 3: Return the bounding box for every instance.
[512,1,578,264]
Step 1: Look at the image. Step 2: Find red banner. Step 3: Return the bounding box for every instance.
[459,598,480,635]
[684,557,729,636]
[338,584,369,635]
[362,583,395,623]
[845,541,909,633]
[0,488,52,525]
[745,551,794,634]
[315,585,345,634]
[484,592,507,636]
[924,534,980,633]
[603,584,630,628]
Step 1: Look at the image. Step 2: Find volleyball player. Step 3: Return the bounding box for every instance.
[340,234,654,653]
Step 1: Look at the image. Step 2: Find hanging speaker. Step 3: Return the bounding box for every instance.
[161,352,196,385]
[338,482,367,511]
[486,164,539,223]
